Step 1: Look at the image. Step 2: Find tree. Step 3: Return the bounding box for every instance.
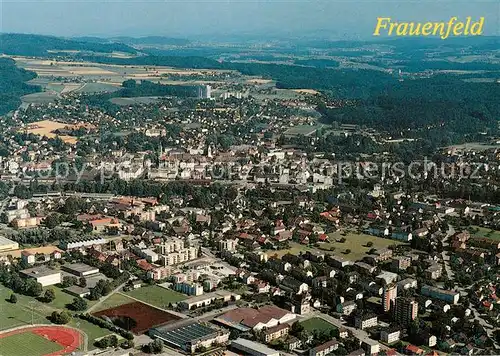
[79,277,87,287]
[25,279,43,297]
[70,297,88,311]
[51,310,71,324]
[143,339,163,354]
[290,321,304,335]
[9,294,17,303]
[43,288,56,303]
[62,275,78,287]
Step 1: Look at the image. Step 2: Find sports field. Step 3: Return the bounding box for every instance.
[0,332,62,356]
[300,317,338,334]
[0,326,81,356]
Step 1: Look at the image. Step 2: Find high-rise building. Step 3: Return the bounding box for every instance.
[382,284,397,312]
[394,297,418,325]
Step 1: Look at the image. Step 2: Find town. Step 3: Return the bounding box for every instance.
[0,11,500,356]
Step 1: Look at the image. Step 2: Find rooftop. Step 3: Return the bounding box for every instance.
[20,266,60,278]
[63,263,99,273]
[232,338,279,356]
[151,322,221,347]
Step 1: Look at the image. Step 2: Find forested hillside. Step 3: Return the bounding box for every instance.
[0,58,39,115]
[0,33,137,56]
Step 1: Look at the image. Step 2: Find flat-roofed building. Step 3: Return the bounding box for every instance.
[62,263,99,277]
[20,266,61,286]
[0,236,19,252]
[421,285,460,304]
[179,290,241,311]
[150,321,229,354]
[231,338,280,356]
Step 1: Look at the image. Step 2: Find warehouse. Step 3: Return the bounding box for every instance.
[150,321,229,354]
[231,338,280,356]
[0,236,19,253]
[20,266,61,287]
[62,263,99,277]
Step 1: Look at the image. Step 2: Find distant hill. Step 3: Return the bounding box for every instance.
[0,33,137,56]
[111,36,191,46]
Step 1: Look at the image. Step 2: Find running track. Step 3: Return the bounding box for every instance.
[0,325,82,356]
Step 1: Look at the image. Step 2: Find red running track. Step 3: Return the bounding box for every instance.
[0,325,82,356]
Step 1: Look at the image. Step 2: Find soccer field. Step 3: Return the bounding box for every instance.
[300,317,338,334]
[0,332,63,356]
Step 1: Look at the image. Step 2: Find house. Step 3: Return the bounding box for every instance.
[416,332,437,347]
[329,255,353,268]
[336,300,357,315]
[309,339,339,356]
[313,276,329,288]
[425,264,442,280]
[354,262,377,274]
[262,323,289,342]
[21,250,36,264]
[284,336,302,351]
[392,256,411,270]
[405,344,424,355]
[397,278,418,290]
[88,217,121,233]
[280,276,309,295]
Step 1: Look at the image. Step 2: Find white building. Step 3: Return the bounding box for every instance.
[20,266,61,287]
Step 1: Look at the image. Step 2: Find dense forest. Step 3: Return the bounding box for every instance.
[0,34,137,56]
[0,58,40,115]
[120,79,199,98]
[319,74,500,144]
[76,80,200,113]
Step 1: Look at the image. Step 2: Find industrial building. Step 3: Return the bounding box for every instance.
[0,235,19,252]
[20,266,61,286]
[231,338,280,356]
[62,263,99,277]
[149,321,229,354]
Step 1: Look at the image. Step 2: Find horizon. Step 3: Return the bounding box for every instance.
[1,0,499,40]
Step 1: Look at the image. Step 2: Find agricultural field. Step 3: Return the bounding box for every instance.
[300,317,338,334]
[0,331,63,356]
[21,92,58,104]
[74,82,120,93]
[124,285,187,308]
[23,119,77,144]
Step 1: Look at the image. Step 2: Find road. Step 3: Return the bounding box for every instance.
[442,224,455,279]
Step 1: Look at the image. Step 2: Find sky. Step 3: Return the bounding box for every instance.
[0,0,499,39]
